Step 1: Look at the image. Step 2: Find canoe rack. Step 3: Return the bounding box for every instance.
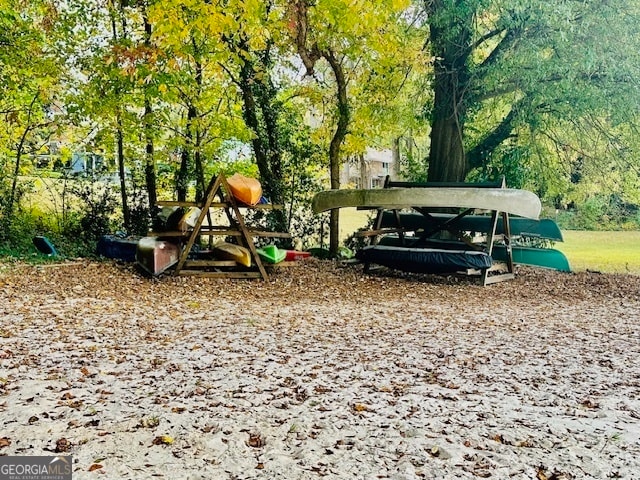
[356,176,517,286]
[149,173,292,279]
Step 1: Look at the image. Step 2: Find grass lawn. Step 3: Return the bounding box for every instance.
[339,209,640,275]
[557,230,640,275]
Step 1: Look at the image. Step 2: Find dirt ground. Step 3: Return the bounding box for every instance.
[1,259,639,479]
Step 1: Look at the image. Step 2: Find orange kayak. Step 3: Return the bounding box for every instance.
[227,173,262,205]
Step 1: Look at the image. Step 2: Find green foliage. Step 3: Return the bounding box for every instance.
[555,194,640,231]
[68,181,119,242]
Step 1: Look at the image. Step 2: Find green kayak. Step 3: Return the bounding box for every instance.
[257,244,286,264]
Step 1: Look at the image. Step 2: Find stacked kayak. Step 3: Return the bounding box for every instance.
[227,173,262,206]
[257,245,286,264]
[213,242,252,267]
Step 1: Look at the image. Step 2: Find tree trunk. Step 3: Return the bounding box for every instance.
[144,99,157,222]
[325,50,349,255]
[177,106,196,202]
[143,11,158,224]
[6,126,31,223]
[192,38,206,203]
[428,114,466,182]
[116,111,131,230]
[426,0,472,182]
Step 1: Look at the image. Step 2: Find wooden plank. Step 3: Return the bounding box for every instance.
[147,231,189,237]
[182,260,239,267]
[248,230,292,238]
[264,261,297,268]
[156,201,284,210]
[312,187,541,219]
[355,228,405,237]
[177,270,263,278]
[156,200,199,207]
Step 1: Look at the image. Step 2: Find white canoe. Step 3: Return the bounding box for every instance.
[312,187,541,219]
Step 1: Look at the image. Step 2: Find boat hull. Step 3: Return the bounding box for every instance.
[492,245,571,272]
[136,237,181,275]
[312,187,541,219]
[257,245,286,264]
[227,173,262,206]
[285,250,311,261]
[213,242,251,267]
[380,212,563,241]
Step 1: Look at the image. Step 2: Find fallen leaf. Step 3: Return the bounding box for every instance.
[151,435,174,446]
[88,464,103,472]
[246,433,265,448]
[0,437,10,448]
[55,438,72,453]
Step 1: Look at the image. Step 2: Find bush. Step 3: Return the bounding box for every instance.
[554,194,640,230]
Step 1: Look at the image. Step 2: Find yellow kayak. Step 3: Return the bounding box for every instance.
[213,241,251,267]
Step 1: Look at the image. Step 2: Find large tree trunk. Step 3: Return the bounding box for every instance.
[428,115,466,182]
[235,46,289,236]
[426,0,472,183]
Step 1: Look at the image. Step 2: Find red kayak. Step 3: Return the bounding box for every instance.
[285,250,311,261]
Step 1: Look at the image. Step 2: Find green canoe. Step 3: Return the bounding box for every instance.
[491,245,571,272]
[380,212,563,241]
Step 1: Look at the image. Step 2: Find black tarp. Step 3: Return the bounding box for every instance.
[356,245,492,274]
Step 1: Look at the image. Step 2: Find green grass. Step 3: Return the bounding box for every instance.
[339,209,640,275]
[557,230,640,275]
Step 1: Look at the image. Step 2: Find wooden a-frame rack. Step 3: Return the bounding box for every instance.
[152,173,291,279]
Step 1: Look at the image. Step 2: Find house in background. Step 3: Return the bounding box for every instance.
[69,151,106,175]
[340,147,401,189]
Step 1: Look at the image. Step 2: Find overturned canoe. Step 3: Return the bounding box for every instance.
[227,173,262,206]
[312,187,541,219]
[136,237,181,276]
[492,245,571,272]
[380,212,563,241]
[213,241,251,267]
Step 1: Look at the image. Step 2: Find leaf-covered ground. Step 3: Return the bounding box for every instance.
[1,260,639,479]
